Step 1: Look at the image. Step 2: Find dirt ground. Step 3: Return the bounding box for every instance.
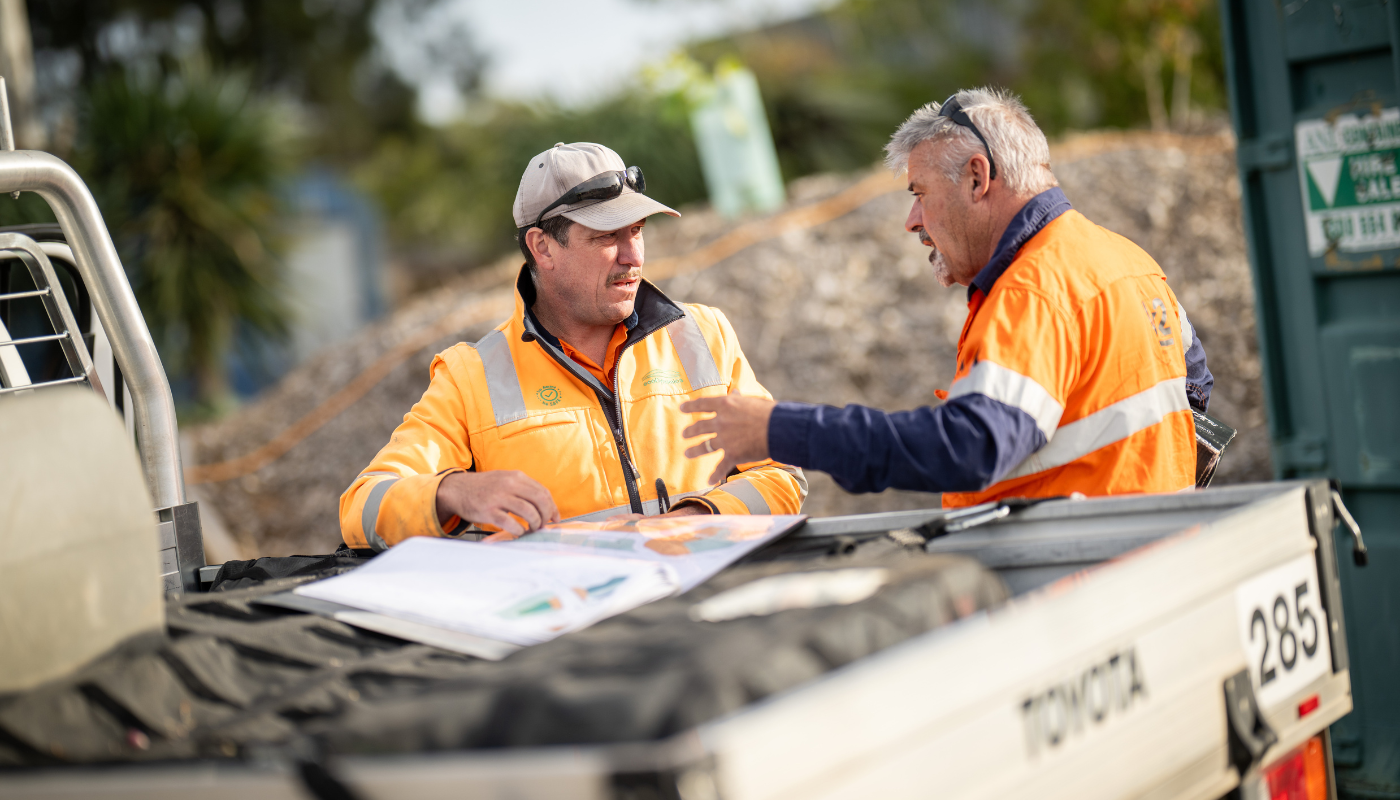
[185,128,1270,559]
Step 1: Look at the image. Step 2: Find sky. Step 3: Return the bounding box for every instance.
[387,0,838,124]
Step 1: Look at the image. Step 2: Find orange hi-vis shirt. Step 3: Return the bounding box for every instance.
[939,207,1197,507]
[558,323,628,386]
[339,270,807,551]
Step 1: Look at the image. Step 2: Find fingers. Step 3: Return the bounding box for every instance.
[509,471,560,525]
[708,455,741,486]
[679,396,724,414]
[499,496,543,531]
[685,440,719,460]
[482,511,525,537]
[681,417,719,439]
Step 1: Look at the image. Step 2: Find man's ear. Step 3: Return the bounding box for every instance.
[526,228,555,270]
[967,153,992,202]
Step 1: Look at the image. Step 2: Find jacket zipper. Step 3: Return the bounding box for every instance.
[611,337,644,514]
[529,332,646,515]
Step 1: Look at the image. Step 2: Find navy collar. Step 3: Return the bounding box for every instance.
[968,187,1072,300]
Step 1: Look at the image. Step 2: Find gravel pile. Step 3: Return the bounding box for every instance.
[186,128,1269,558]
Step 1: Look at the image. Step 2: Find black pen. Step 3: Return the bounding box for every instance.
[655,478,671,515]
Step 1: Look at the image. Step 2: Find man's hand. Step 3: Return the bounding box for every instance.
[436,470,560,538]
[680,392,776,485]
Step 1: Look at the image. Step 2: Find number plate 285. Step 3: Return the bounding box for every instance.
[1234,554,1332,710]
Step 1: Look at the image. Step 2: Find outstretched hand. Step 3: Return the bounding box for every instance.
[680,392,776,485]
[436,470,560,538]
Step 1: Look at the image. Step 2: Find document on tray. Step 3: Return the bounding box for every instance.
[294,515,805,650]
[501,514,805,591]
[296,538,678,646]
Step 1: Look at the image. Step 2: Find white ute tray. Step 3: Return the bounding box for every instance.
[0,481,1353,800]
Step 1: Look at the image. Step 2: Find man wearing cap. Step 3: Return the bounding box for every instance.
[681,87,1212,506]
[340,142,806,550]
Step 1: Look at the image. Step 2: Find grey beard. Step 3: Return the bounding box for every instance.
[917,230,955,287]
[927,244,955,288]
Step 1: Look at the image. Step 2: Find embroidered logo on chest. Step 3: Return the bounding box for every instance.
[537,385,562,406]
[642,369,683,387]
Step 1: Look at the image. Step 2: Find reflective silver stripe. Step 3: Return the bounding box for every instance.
[1003,377,1191,481]
[668,314,724,391]
[1176,301,1195,355]
[361,477,399,552]
[946,360,1063,440]
[719,479,770,515]
[474,329,528,426]
[779,465,809,503]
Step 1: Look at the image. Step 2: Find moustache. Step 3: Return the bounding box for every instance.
[609,271,642,284]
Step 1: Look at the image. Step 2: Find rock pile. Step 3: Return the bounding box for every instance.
[185,128,1269,558]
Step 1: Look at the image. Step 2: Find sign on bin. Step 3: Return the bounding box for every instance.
[1296,108,1400,259]
[1234,554,1332,710]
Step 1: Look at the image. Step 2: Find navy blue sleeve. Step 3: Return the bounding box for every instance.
[767,394,1047,495]
[1177,304,1212,413]
[1184,336,1212,413]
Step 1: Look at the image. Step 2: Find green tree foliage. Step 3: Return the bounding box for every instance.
[1016,0,1226,132]
[10,0,476,409]
[25,0,459,161]
[361,0,1227,279]
[75,64,293,412]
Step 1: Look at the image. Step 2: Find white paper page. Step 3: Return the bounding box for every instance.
[295,538,679,646]
[497,514,805,591]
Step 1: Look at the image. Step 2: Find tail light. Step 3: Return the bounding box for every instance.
[1262,736,1328,800]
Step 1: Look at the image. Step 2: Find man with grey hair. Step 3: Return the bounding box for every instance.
[681,87,1213,508]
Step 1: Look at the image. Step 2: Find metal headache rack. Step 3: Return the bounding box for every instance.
[0,79,205,594]
[0,232,100,397]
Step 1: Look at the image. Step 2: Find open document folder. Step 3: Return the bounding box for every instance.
[287,515,805,659]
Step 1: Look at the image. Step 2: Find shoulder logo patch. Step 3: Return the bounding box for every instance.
[642,369,683,387]
[1143,298,1175,348]
[536,385,562,406]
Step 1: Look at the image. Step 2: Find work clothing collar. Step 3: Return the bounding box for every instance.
[968,187,1072,301]
[513,266,684,397]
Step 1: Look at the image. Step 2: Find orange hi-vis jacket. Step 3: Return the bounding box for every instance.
[340,270,807,551]
[939,206,1197,506]
[766,188,1197,506]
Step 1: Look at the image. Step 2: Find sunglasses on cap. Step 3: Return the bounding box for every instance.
[526,166,646,232]
[938,95,998,180]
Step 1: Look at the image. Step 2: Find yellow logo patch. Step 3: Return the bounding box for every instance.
[642,369,683,386]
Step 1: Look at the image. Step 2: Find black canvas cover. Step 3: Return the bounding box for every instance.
[0,537,1006,767]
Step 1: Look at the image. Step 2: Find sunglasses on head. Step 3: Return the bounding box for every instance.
[938,95,998,180]
[526,166,646,232]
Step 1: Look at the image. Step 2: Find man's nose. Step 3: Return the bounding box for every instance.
[905,198,924,234]
[617,231,643,267]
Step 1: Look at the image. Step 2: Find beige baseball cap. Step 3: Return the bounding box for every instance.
[513,142,680,231]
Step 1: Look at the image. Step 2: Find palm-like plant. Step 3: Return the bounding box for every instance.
[79,61,292,412]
